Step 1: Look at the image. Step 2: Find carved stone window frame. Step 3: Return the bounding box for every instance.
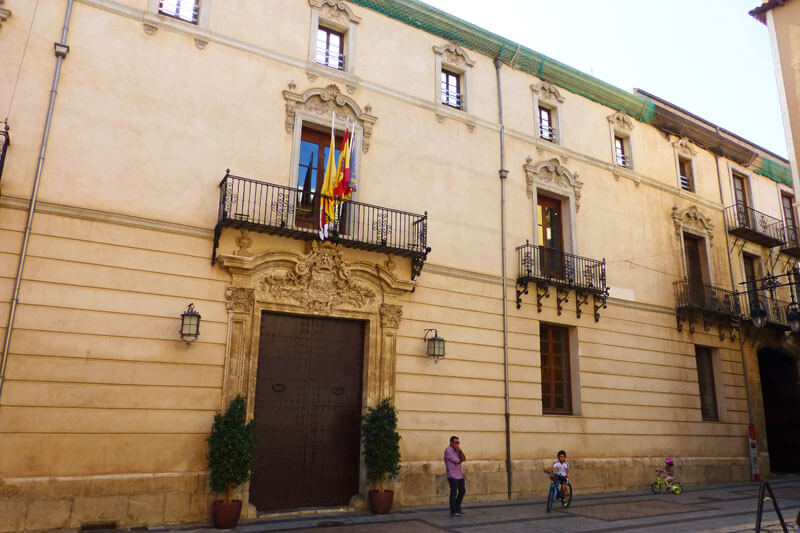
[524,157,583,253]
[673,137,697,193]
[672,205,716,282]
[217,242,412,510]
[308,0,360,73]
[433,42,474,114]
[532,81,565,145]
[607,110,635,170]
[283,82,377,203]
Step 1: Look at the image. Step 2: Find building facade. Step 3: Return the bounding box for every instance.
[0,0,797,530]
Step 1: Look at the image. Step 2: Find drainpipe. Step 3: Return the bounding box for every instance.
[0,0,74,405]
[494,54,512,499]
[714,150,757,477]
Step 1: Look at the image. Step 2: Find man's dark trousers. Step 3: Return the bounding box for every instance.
[448,477,465,515]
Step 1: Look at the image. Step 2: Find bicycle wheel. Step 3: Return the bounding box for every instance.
[561,483,573,508]
[669,482,682,495]
[651,481,661,494]
[546,484,555,513]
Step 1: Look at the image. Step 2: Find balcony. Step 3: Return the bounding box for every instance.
[724,203,785,248]
[213,172,431,279]
[782,225,800,258]
[673,279,740,338]
[515,242,609,320]
[739,290,793,331]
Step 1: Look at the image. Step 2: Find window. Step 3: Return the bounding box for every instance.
[695,346,719,421]
[684,233,709,306]
[541,324,571,415]
[433,43,474,114]
[614,136,629,167]
[538,106,557,142]
[296,126,344,229]
[678,157,694,192]
[732,172,749,227]
[315,27,344,70]
[307,0,360,73]
[440,69,461,110]
[158,0,199,23]
[782,193,796,244]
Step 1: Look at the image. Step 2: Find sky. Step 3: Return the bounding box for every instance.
[423,0,788,159]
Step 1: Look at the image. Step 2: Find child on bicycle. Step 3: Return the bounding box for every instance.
[543,450,569,496]
[660,457,675,485]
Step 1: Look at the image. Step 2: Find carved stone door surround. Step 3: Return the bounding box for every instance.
[218,241,413,419]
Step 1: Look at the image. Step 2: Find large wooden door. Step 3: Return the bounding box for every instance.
[684,235,706,306]
[249,312,365,511]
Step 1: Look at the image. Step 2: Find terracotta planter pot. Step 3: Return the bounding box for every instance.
[368,489,394,514]
[212,499,243,529]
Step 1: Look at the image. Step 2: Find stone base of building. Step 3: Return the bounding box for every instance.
[396,456,752,507]
[0,456,752,531]
[0,472,210,532]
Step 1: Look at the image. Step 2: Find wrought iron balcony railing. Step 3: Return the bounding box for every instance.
[782,225,800,258]
[213,172,430,278]
[738,289,792,330]
[673,279,740,317]
[724,202,785,248]
[515,243,609,319]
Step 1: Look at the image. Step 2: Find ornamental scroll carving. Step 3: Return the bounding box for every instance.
[523,157,584,212]
[607,110,634,133]
[672,205,714,243]
[283,83,377,152]
[309,0,361,26]
[0,0,11,30]
[531,81,565,105]
[433,43,475,70]
[226,287,254,314]
[672,137,697,158]
[260,241,376,313]
[380,304,402,329]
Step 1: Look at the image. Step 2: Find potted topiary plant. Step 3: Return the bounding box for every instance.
[362,398,401,514]
[206,394,256,529]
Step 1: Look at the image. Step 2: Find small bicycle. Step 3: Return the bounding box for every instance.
[651,469,682,495]
[545,472,572,512]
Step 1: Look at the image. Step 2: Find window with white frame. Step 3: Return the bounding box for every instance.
[614,136,629,167]
[678,157,694,191]
[148,0,210,27]
[308,0,360,73]
[532,81,565,145]
[673,137,697,192]
[433,43,474,113]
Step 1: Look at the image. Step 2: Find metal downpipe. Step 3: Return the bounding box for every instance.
[494,55,512,499]
[0,0,74,405]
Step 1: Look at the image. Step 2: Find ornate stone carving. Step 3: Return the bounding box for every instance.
[433,43,475,69]
[282,83,378,152]
[673,137,697,158]
[523,157,584,212]
[607,110,634,133]
[532,81,565,105]
[380,304,403,329]
[235,229,252,256]
[226,287,254,314]
[260,242,376,313]
[672,205,714,242]
[0,0,11,30]
[309,0,361,25]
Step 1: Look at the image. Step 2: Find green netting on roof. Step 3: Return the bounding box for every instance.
[755,157,793,186]
[349,0,655,123]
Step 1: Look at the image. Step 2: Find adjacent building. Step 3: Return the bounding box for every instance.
[0,0,797,529]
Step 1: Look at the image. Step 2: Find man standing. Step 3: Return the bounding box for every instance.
[444,435,466,517]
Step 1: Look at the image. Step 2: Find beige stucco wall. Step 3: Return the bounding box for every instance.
[0,0,793,530]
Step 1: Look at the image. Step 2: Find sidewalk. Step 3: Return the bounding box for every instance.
[161,477,800,533]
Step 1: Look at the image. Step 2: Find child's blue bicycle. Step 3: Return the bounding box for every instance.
[545,472,572,512]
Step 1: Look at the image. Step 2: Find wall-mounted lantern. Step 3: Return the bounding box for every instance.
[180,303,201,343]
[750,300,768,329]
[424,328,445,361]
